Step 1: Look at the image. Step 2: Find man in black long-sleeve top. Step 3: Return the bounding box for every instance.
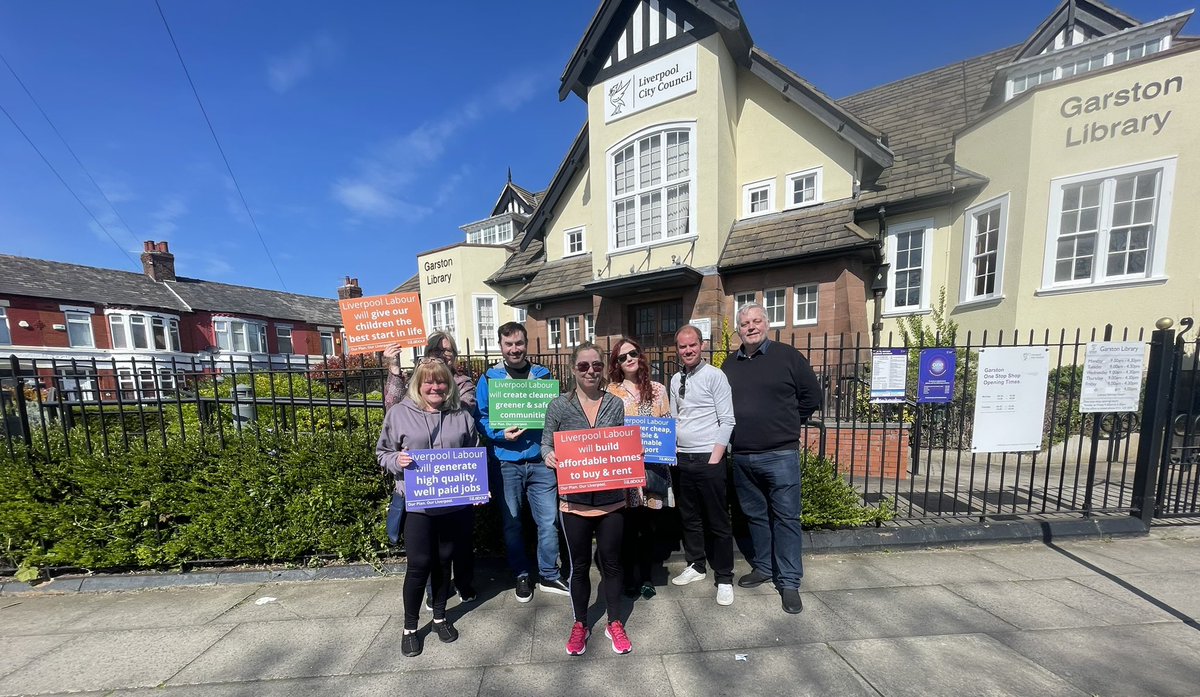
[721,302,821,614]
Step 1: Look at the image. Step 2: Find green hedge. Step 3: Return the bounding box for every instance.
[1,429,890,578]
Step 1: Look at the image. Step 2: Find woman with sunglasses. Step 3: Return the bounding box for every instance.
[542,343,634,656]
[605,337,671,600]
[383,332,476,414]
[376,358,478,658]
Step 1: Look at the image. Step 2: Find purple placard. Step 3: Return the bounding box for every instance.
[403,447,489,511]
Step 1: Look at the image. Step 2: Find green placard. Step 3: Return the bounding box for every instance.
[489,379,561,430]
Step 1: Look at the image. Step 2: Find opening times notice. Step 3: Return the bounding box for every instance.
[1080,342,1146,413]
[971,347,1050,453]
[554,425,646,494]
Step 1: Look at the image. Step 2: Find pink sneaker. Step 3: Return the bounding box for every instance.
[566,621,590,656]
[605,620,633,654]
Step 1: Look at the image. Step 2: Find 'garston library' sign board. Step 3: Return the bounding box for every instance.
[604,44,697,123]
[339,292,426,355]
[1058,74,1182,147]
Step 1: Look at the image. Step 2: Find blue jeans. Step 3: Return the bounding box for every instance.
[732,449,804,589]
[496,459,561,581]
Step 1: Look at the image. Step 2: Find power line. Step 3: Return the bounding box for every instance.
[0,51,144,252]
[0,99,139,268]
[153,0,289,291]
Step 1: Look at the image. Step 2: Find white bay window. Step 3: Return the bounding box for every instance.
[214,318,268,353]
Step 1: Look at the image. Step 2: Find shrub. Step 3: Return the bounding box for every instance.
[801,451,894,528]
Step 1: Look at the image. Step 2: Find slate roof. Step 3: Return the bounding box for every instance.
[506,254,593,305]
[165,278,342,326]
[0,254,189,311]
[391,274,420,294]
[488,237,545,285]
[718,200,874,270]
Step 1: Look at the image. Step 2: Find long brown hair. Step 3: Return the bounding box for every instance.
[607,336,652,406]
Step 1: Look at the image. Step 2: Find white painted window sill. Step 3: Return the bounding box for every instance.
[1035,276,1168,297]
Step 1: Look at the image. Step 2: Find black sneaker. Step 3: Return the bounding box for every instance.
[401,631,422,657]
[537,578,570,596]
[780,588,804,614]
[515,575,534,603]
[433,620,459,643]
[457,586,477,603]
[738,569,772,588]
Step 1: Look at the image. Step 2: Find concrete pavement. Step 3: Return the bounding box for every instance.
[1,527,1198,696]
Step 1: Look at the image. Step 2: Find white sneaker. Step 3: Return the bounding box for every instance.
[671,564,707,586]
[716,583,734,606]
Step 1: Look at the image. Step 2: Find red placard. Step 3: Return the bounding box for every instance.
[339,292,426,355]
[554,425,646,494]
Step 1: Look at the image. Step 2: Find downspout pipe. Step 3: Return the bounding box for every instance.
[872,206,887,348]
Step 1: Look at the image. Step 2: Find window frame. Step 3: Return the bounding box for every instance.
[606,121,697,252]
[319,330,335,356]
[64,311,95,348]
[564,226,586,257]
[785,167,823,209]
[276,325,294,355]
[427,297,457,338]
[763,288,787,328]
[583,313,594,343]
[473,294,498,352]
[734,292,757,316]
[566,316,581,348]
[548,318,562,350]
[742,178,775,218]
[961,194,1010,305]
[885,219,935,315]
[213,317,268,354]
[793,283,819,326]
[0,305,12,346]
[1006,33,1169,100]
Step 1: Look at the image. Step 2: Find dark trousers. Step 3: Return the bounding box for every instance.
[674,452,735,584]
[390,491,475,594]
[621,504,667,588]
[561,507,625,624]
[402,507,473,630]
[732,449,804,589]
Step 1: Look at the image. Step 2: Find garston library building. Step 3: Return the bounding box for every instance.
[403,0,1198,358]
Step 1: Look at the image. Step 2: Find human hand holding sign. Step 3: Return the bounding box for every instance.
[396,450,414,468]
[544,450,558,469]
[503,427,526,441]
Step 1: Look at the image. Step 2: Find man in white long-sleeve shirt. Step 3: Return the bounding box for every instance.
[668,324,737,606]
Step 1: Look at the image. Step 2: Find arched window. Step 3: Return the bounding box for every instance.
[608,123,695,250]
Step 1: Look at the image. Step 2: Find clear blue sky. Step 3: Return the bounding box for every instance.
[0,1,1192,298]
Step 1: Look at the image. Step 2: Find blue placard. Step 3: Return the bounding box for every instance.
[625,416,677,465]
[403,447,490,511]
[917,348,957,404]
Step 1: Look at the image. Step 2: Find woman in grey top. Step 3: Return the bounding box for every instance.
[542,343,634,656]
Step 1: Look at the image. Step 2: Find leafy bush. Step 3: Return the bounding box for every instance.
[801,451,894,528]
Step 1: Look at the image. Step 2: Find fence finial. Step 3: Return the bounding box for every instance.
[1155,317,1174,330]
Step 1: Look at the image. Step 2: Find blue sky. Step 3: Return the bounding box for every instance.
[0,1,1193,298]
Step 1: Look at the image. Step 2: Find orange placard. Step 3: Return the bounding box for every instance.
[339,292,426,355]
[554,425,646,494]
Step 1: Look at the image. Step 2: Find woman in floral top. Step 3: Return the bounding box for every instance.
[605,336,671,600]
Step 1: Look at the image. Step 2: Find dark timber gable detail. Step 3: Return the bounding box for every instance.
[1015,0,1140,61]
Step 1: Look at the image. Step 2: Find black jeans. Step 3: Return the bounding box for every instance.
[402,507,473,630]
[674,452,735,584]
[561,507,625,624]
[621,504,667,589]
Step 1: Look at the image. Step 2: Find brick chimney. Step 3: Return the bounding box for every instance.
[338,276,363,300]
[141,241,176,282]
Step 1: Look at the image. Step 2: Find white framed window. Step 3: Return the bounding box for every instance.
[1007,34,1168,99]
[213,318,267,353]
[319,331,335,356]
[1042,158,1174,291]
[474,295,497,351]
[65,311,94,348]
[886,220,934,313]
[514,307,527,323]
[584,313,594,342]
[734,292,757,315]
[785,167,823,208]
[566,316,580,347]
[793,284,818,325]
[58,369,97,403]
[276,326,293,354]
[116,367,176,401]
[608,123,695,250]
[548,318,562,349]
[0,306,10,345]
[427,298,456,336]
[962,195,1009,303]
[742,179,775,218]
[763,288,786,327]
[564,227,586,257]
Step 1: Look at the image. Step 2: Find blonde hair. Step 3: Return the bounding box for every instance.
[406,359,461,411]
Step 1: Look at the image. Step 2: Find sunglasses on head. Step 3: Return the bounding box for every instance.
[575,361,605,373]
[417,356,446,366]
[616,349,640,363]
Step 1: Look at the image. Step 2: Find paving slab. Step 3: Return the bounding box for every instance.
[864,548,1032,584]
[0,635,73,680]
[66,586,256,632]
[816,584,1017,639]
[796,553,909,591]
[0,593,109,636]
[945,578,1173,629]
[677,592,861,651]
[168,616,387,685]
[109,668,483,697]
[1076,538,1200,573]
[212,579,385,623]
[663,644,880,697]
[351,608,534,674]
[831,633,1090,697]
[1072,570,1200,619]
[530,598,700,662]
[0,625,232,696]
[478,655,673,696]
[993,622,1200,697]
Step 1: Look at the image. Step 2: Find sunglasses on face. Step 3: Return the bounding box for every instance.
[616,349,640,363]
[575,361,605,373]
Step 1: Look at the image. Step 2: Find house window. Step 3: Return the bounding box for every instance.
[1044,159,1174,290]
[320,331,335,356]
[65,311,94,348]
[116,367,175,401]
[548,318,562,349]
[734,292,757,315]
[566,316,580,347]
[479,220,513,245]
[0,306,11,345]
[1007,35,1167,100]
[584,313,594,342]
[214,319,268,353]
[764,288,786,327]
[963,196,1009,302]
[794,284,818,325]
[886,221,933,313]
[786,168,822,208]
[514,307,527,323]
[565,227,585,256]
[58,368,97,403]
[743,180,774,217]
[276,326,293,354]
[474,296,497,351]
[610,125,693,249]
[428,298,456,336]
[1112,38,1162,64]
[108,312,180,352]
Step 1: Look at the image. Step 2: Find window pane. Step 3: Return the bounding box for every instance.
[320,332,334,355]
[277,328,293,354]
[614,145,635,195]
[215,321,231,351]
[792,174,815,205]
[566,316,580,347]
[665,131,688,180]
[109,315,127,349]
[169,320,181,352]
[152,317,168,350]
[639,134,661,188]
[640,191,662,242]
[66,313,94,347]
[232,322,247,352]
[130,315,149,349]
[615,198,636,247]
[794,285,817,323]
[764,289,785,325]
[666,183,689,237]
[0,308,9,345]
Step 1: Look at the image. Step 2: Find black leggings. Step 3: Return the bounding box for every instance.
[402,507,472,630]
[561,507,625,624]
